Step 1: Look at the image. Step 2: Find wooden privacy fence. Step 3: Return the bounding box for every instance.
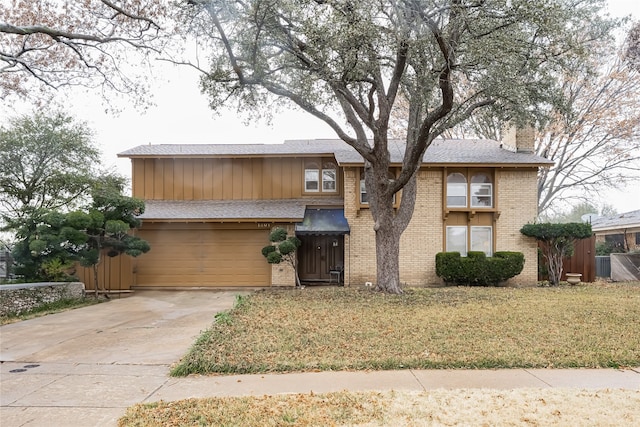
[538,235,596,283]
[73,252,134,293]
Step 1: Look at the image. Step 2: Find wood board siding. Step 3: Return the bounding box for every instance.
[74,252,134,291]
[134,226,271,287]
[131,157,340,201]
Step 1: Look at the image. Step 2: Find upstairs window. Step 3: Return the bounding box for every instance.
[471,173,493,207]
[305,160,338,194]
[446,170,493,208]
[360,169,397,206]
[322,162,337,192]
[360,176,369,204]
[305,163,320,192]
[446,173,467,207]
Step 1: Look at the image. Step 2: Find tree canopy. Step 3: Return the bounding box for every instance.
[0,111,103,224]
[0,0,171,105]
[181,0,618,293]
[428,18,639,216]
[11,177,150,292]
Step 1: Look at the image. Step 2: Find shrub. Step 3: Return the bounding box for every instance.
[595,241,624,256]
[436,251,524,286]
[520,222,592,286]
[261,227,302,286]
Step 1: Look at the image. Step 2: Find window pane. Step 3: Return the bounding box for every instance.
[322,169,336,191]
[446,226,467,256]
[447,174,467,207]
[447,173,466,183]
[447,182,467,207]
[471,226,492,256]
[471,173,491,183]
[360,180,368,204]
[305,169,319,191]
[471,183,492,207]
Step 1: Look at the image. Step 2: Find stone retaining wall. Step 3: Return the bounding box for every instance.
[0,282,85,316]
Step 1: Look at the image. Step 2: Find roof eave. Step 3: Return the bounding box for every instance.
[139,217,305,223]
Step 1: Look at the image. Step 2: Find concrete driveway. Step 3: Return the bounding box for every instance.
[0,290,243,426]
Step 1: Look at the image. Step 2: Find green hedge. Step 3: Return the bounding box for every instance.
[435,251,525,286]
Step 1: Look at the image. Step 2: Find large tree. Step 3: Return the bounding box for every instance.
[535,40,640,215]
[429,21,640,216]
[0,0,170,104]
[626,21,640,71]
[0,111,103,224]
[180,0,616,293]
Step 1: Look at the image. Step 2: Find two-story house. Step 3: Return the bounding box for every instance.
[78,129,551,291]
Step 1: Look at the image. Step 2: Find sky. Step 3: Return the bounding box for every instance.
[2,0,639,215]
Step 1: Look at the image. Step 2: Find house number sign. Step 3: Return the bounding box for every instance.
[257,223,271,228]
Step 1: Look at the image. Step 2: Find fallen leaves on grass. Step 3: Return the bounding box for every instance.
[119,389,640,427]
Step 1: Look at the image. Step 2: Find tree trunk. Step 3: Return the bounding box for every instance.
[369,169,418,294]
[374,218,402,293]
[546,241,563,286]
[92,263,99,298]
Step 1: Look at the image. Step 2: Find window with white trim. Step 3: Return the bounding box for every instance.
[360,177,369,204]
[471,173,493,207]
[446,170,494,208]
[304,163,319,192]
[359,170,397,206]
[446,226,468,256]
[446,226,493,256]
[305,161,338,193]
[322,162,337,192]
[446,173,467,207]
[471,226,493,256]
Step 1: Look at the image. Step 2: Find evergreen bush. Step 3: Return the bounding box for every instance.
[436,251,524,286]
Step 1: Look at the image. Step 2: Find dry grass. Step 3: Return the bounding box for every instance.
[119,389,640,426]
[0,297,101,325]
[172,282,640,376]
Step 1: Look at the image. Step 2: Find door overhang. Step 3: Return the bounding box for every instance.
[295,208,350,236]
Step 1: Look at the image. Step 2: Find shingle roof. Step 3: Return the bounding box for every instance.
[118,140,346,157]
[590,210,640,231]
[139,198,343,221]
[119,139,552,166]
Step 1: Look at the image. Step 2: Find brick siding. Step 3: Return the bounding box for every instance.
[342,167,539,287]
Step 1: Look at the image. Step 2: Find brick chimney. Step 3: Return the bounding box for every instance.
[501,123,535,153]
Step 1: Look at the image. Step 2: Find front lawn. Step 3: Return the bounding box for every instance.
[172,282,640,376]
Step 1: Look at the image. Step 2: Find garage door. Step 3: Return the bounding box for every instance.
[135,228,271,287]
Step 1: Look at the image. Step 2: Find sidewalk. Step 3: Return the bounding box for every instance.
[2,362,638,427]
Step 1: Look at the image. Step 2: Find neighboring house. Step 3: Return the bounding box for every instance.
[591,210,640,253]
[0,250,10,279]
[80,129,551,290]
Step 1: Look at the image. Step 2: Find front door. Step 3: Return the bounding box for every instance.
[298,235,344,282]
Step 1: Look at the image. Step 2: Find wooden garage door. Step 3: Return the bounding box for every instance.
[135,228,270,287]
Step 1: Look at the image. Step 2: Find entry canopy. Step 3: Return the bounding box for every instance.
[296,208,350,235]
